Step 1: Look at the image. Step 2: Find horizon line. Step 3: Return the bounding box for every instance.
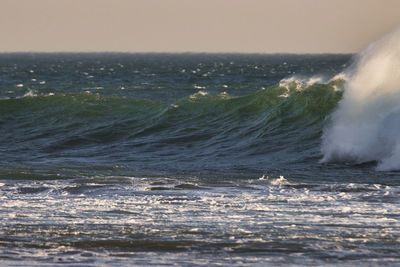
[0,51,355,56]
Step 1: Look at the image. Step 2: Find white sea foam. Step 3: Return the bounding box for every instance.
[259,175,293,185]
[329,72,349,83]
[193,84,206,89]
[189,90,208,99]
[305,76,323,87]
[23,89,37,97]
[278,76,326,97]
[279,77,303,91]
[279,76,326,91]
[321,28,400,171]
[269,175,291,185]
[218,91,232,99]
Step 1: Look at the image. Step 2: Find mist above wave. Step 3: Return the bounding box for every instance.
[321,28,400,171]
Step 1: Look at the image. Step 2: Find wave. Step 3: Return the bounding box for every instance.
[321,28,400,171]
[1,77,344,134]
[1,76,344,173]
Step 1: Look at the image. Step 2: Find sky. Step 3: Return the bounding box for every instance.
[1,0,400,54]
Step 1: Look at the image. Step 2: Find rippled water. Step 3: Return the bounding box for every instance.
[2,176,400,266]
[1,53,400,266]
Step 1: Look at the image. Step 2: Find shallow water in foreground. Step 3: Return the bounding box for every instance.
[1,53,400,266]
[1,175,400,266]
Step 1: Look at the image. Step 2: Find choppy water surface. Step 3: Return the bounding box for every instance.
[1,52,400,266]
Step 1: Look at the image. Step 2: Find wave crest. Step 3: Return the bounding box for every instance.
[321,28,400,171]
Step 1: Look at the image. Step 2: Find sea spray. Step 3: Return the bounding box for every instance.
[321,28,400,170]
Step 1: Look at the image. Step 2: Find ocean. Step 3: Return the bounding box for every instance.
[1,50,400,265]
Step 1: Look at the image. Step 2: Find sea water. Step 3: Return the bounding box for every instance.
[1,48,400,265]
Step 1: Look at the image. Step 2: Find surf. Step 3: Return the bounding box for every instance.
[321,28,400,171]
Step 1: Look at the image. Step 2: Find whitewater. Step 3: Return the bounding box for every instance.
[322,28,400,170]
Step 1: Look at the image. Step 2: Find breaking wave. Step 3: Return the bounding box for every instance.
[1,76,344,172]
[322,28,400,171]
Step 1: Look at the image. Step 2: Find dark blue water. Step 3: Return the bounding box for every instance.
[1,53,400,266]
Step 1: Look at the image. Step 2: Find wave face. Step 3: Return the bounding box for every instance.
[321,29,400,171]
[0,53,351,179]
[0,78,343,175]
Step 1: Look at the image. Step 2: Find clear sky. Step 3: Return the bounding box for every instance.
[1,0,400,53]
